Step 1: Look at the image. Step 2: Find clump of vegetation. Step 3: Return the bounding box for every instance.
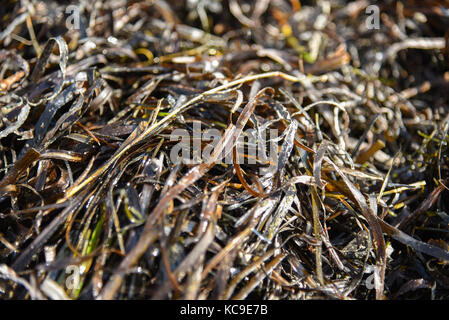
[0,0,448,300]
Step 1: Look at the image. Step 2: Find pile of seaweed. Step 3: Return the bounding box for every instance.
[0,0,449,300]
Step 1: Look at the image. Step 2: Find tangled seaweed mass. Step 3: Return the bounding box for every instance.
[0,0,449,300]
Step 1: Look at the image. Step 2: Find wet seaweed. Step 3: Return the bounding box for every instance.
[0,0,449,300]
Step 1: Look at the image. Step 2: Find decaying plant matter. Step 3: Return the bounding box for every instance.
[0,0,448,300]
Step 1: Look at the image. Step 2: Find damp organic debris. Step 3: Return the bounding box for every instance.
[0,0,449,300]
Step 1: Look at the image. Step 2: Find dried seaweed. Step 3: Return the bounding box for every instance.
[0,0,449,301]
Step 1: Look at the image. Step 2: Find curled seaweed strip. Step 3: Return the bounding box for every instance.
[27,36,68,105]
[19,83,79,158]
[0,148,41,195]
[379,220,449,261]
[0,100,29,139]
